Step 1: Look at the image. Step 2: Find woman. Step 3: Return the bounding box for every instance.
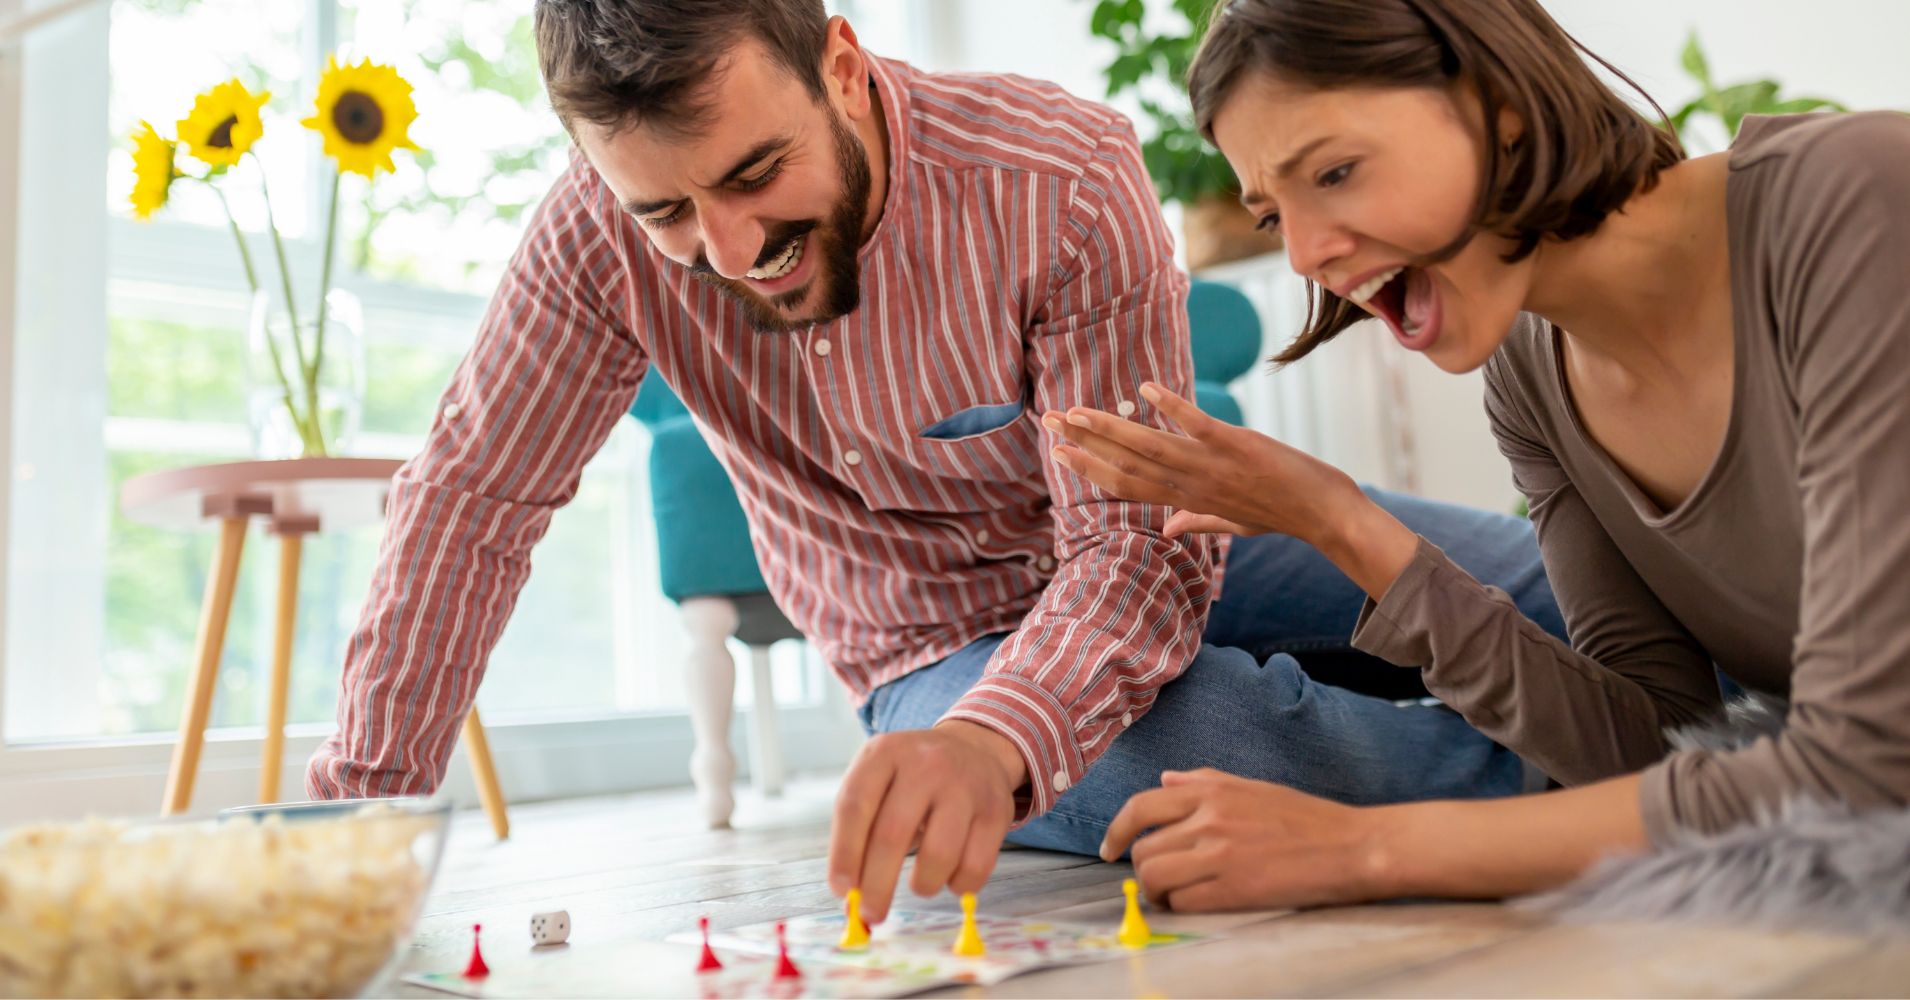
[1045,0,1910,911]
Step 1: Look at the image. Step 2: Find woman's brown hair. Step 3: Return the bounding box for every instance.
[1188,0,1685,364]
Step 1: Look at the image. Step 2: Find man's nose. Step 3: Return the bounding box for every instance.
[698,203,764,280]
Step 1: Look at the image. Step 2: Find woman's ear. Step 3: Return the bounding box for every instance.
[1497,105,1525,151]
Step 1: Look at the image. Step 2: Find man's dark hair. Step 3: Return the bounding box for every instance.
[534,0,832,139]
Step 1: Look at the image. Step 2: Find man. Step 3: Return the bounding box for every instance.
[308,0,1563,922]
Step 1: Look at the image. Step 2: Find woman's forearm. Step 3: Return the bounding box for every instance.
[1312,492,1423,600]
[1362,775,1651,899]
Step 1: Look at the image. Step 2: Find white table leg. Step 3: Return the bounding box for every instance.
[679,596,739,828]
[747,645,785,798]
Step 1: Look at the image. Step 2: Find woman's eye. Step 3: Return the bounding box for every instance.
[1255,212,1281,234]
[1319,162,1356,187]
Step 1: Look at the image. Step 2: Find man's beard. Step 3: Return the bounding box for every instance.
[692,111,873,334]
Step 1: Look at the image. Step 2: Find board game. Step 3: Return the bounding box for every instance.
[670,907,1209,988]
[402,941,943,999]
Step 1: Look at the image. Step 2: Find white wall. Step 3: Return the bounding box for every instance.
[920,0,1910,513]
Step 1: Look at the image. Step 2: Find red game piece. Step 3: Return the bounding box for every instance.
[773,921,802,979]
[695,915,724,973]
[463,923,490,979]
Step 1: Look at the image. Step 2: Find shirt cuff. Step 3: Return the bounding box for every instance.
[1350,534,1446,666]
[940,672,1087,825]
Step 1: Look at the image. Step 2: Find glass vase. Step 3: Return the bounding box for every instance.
[245,286,365,460]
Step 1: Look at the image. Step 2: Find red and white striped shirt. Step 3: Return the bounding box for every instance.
[309,55,1223,821]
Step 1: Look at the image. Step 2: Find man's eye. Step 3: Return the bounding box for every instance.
[735,161,785,192]
[643,204,688,229]
[1319,162,1356,187]
[1255,212,1281,233]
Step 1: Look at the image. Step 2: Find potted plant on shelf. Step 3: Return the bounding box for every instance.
[1665,31,1849,152]
[1086,0,1275,270]
[128,56,421,460]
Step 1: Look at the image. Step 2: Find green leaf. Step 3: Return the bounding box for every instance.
[1679,30,1712,88]
[1771,96,1849,114]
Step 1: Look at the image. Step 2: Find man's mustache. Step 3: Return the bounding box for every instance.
[691,219,820,277]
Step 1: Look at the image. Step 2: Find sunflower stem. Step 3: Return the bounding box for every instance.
[209,180,305,451]
[307,166,343,456]
[252,151,324,454]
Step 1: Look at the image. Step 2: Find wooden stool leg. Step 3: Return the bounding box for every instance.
[462,707,510,840]
[259,533,302,804]
[162,516,248,816]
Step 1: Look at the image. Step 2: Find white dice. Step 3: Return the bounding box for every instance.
[530,909,571,946]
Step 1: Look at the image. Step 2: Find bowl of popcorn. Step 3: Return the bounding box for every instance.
[0,798,450,998]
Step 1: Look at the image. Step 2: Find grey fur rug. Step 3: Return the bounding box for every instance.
[1519,693,1910,936]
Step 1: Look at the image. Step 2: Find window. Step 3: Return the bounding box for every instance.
[3,0,905,794]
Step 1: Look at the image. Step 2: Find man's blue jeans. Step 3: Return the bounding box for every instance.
[857,487,1565,856]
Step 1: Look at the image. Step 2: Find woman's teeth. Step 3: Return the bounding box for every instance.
[748,237,804,280]
[1348,266,1404,305]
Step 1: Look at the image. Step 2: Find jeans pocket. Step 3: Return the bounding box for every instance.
[918,400,1023,440]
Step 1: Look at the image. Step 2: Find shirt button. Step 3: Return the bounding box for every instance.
[442,402,462,419]
[1121,711,1134,727]
[1052,771,1070,794]
[1036,555,1056,572]
[814,338,833,357]
[975,529,991,545]
[843,449,863,466]
[1116,399,1136,417]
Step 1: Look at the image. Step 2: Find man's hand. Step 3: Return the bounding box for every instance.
[828,720,1027,922]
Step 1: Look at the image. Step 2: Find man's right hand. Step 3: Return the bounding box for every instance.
[827,720,1026,922]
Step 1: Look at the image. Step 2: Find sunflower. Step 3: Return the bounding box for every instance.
[176,78,271,169]
[301,56,420,178]
[128,121,178,221]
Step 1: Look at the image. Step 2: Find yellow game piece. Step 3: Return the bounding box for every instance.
[839,889,870,950]
[951,892,986,957]
[1117,878,1151,949]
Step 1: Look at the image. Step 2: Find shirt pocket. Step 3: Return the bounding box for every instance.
[918,400,1025,441]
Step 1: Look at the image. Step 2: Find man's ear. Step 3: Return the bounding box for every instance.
[821,15,873,121]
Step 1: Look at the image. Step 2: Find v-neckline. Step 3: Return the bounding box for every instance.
[1543,165,1749,532]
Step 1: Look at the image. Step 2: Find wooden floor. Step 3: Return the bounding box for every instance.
[395,778,1909,998]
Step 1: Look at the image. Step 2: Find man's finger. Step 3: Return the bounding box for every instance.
[1098,785,1201,861]
[858,783,932,924]
[907,801,970,898]
[947,815,1004,896]
[828,749,898,895]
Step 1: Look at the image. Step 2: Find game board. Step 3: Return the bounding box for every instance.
[670,908,1210,987]
[401,940,942,999]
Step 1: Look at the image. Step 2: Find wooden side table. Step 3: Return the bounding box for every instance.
[119,458,510,838]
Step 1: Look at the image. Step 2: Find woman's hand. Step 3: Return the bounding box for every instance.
[1098,768,1388,912]
[1043,382,1421,596]
[1042,382,1363,546]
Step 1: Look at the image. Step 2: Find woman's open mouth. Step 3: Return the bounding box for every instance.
[1347,265,1442,351]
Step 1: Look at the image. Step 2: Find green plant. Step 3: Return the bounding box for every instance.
[1668,31,1848,150]
[1086,0,1237,206]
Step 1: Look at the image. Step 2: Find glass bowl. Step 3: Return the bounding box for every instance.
[0,797,450,998]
